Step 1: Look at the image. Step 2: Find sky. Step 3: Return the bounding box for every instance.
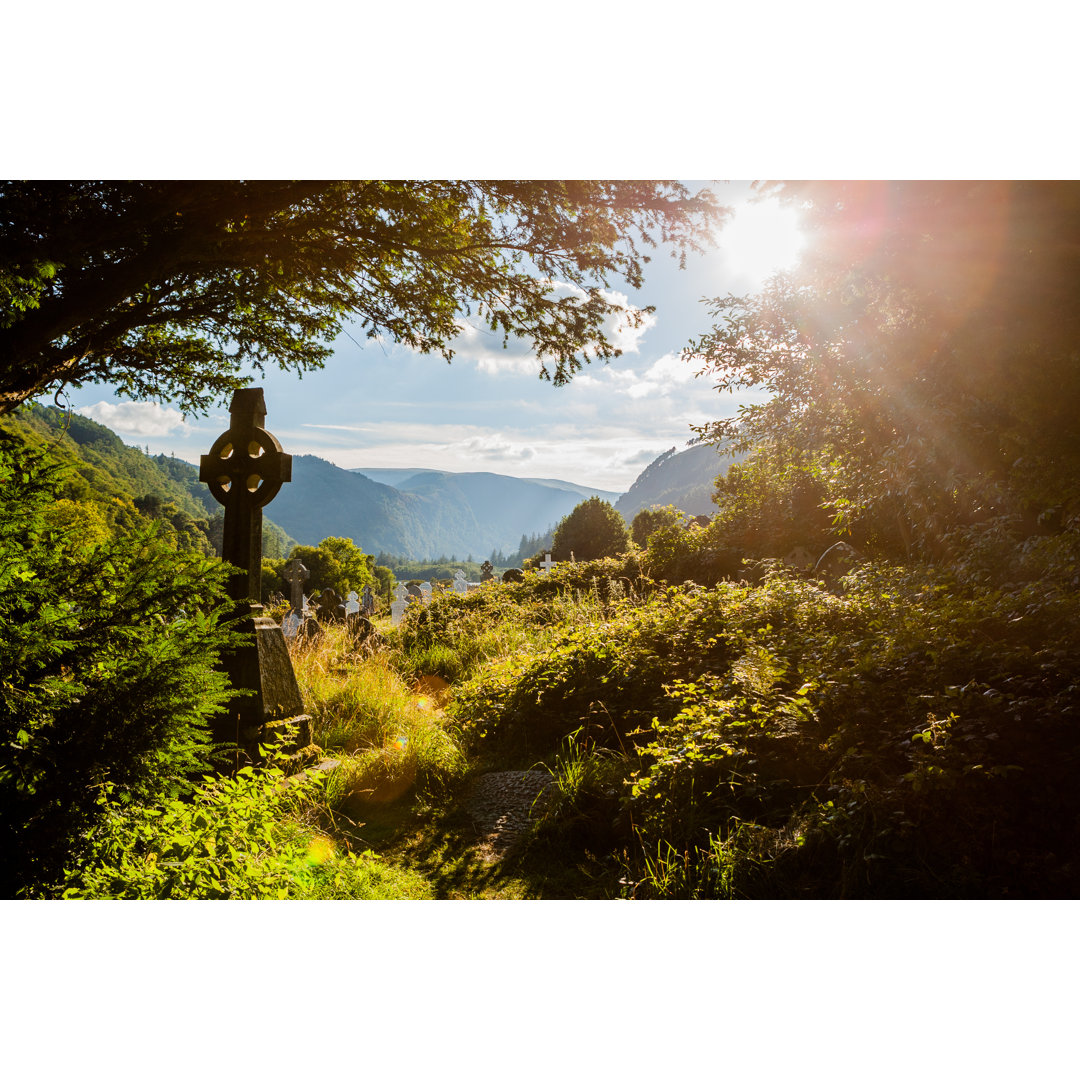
[49,181,806,494]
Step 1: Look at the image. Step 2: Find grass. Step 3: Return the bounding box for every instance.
[289,622,467,813]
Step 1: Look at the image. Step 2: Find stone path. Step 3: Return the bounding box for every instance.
[466,770,555,862]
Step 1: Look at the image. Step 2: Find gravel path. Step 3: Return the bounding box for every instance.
[466,770,555,862]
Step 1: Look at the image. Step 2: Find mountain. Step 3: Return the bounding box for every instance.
[267,459,623,560]
[0,404,297,557]
[354,468,617,505]
[615,442,746,522]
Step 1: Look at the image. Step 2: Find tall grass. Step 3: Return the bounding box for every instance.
[289,624,466,810]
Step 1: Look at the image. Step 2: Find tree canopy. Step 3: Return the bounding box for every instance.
[0,180,721,416]
[551,496,630,562]
[686,181,1080,556]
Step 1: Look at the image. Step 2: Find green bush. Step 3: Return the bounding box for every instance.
[58,763,432,899]
[0,435,240,897]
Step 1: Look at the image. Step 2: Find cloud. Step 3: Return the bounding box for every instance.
[458,434,536,462]
[77,400,190,437]
[444,282,658,377]
[576,351,699,400]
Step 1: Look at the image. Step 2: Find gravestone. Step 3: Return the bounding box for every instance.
[316,587,346,622]
[406,583,423,602]
[814,541,863,591]
[419,581,433,605]
[282,558,309,619]
[361,584,375,616]
[538,552,555,573]
[345,590,360,616]
[452,569,469,595]
[390,583,409,627]
[199,388,309,756]
[502,568,525,584]
[481,560,494,582]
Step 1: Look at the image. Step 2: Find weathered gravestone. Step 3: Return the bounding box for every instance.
[502,568,525,584]
[452,569,469,595]
[316,587,346,623]
[538,552,556,573]
[281,557,309,640]
[199,388,310,756]
[481,560,494,582]
[814,541,863,591]
[361,584,375,616]
[419,581,433,605]
[390,583,409,627]
[345,590,360,616]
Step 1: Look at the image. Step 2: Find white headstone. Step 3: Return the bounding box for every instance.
[282,611,301,639]
[452,569,468,595]
[419,581,433,605]
[345,590,360,616]
[539,552,555,573]
[390,583,409,627]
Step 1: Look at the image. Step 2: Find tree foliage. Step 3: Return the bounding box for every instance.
[687,181,1080,556]
[264,535,376,602]
[0,433,240,896]
[551,496,630,562]
[630,504,683,548]
[0,180,721,415]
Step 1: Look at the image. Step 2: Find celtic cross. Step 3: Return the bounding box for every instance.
[282,558,309,616]
[200,388,292,603]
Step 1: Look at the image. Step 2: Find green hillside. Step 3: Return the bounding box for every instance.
[615,442,745,521]
[0,404,295,557]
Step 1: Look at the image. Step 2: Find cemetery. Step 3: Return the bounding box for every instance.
[8,383,1080,901]
[4,181,1080,902]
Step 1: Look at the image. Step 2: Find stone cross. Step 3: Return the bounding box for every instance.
[345,590,360,616]
[199,388,292,603]
[198,388,307,758]
[539,552,555,573]
[452,569,468,594]
[282,558,309,616]
[481,560,494,582]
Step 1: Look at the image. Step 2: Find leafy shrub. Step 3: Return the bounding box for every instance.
[58,763,432,899]
[0,435,240,897]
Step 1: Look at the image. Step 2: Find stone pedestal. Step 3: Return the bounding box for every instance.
[214,602,311,757]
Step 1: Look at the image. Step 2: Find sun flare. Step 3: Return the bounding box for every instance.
[719,196,807,289]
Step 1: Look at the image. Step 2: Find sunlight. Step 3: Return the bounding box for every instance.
[718,195,807,289]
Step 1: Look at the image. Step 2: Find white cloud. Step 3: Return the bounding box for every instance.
[77,400,190,437]
[443,282,658,377]
[575,351,699,401]
[459,434,536,462]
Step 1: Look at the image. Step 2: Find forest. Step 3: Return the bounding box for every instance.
[2,180,1079,899]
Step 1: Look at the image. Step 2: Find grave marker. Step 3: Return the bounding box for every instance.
[539,552,555,573]
[390,583,409,626]
[199,388,309,756]
[282,558,309,619]
[452,569,469,594]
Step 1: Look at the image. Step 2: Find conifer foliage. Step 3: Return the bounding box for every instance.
[0,433,240,896]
